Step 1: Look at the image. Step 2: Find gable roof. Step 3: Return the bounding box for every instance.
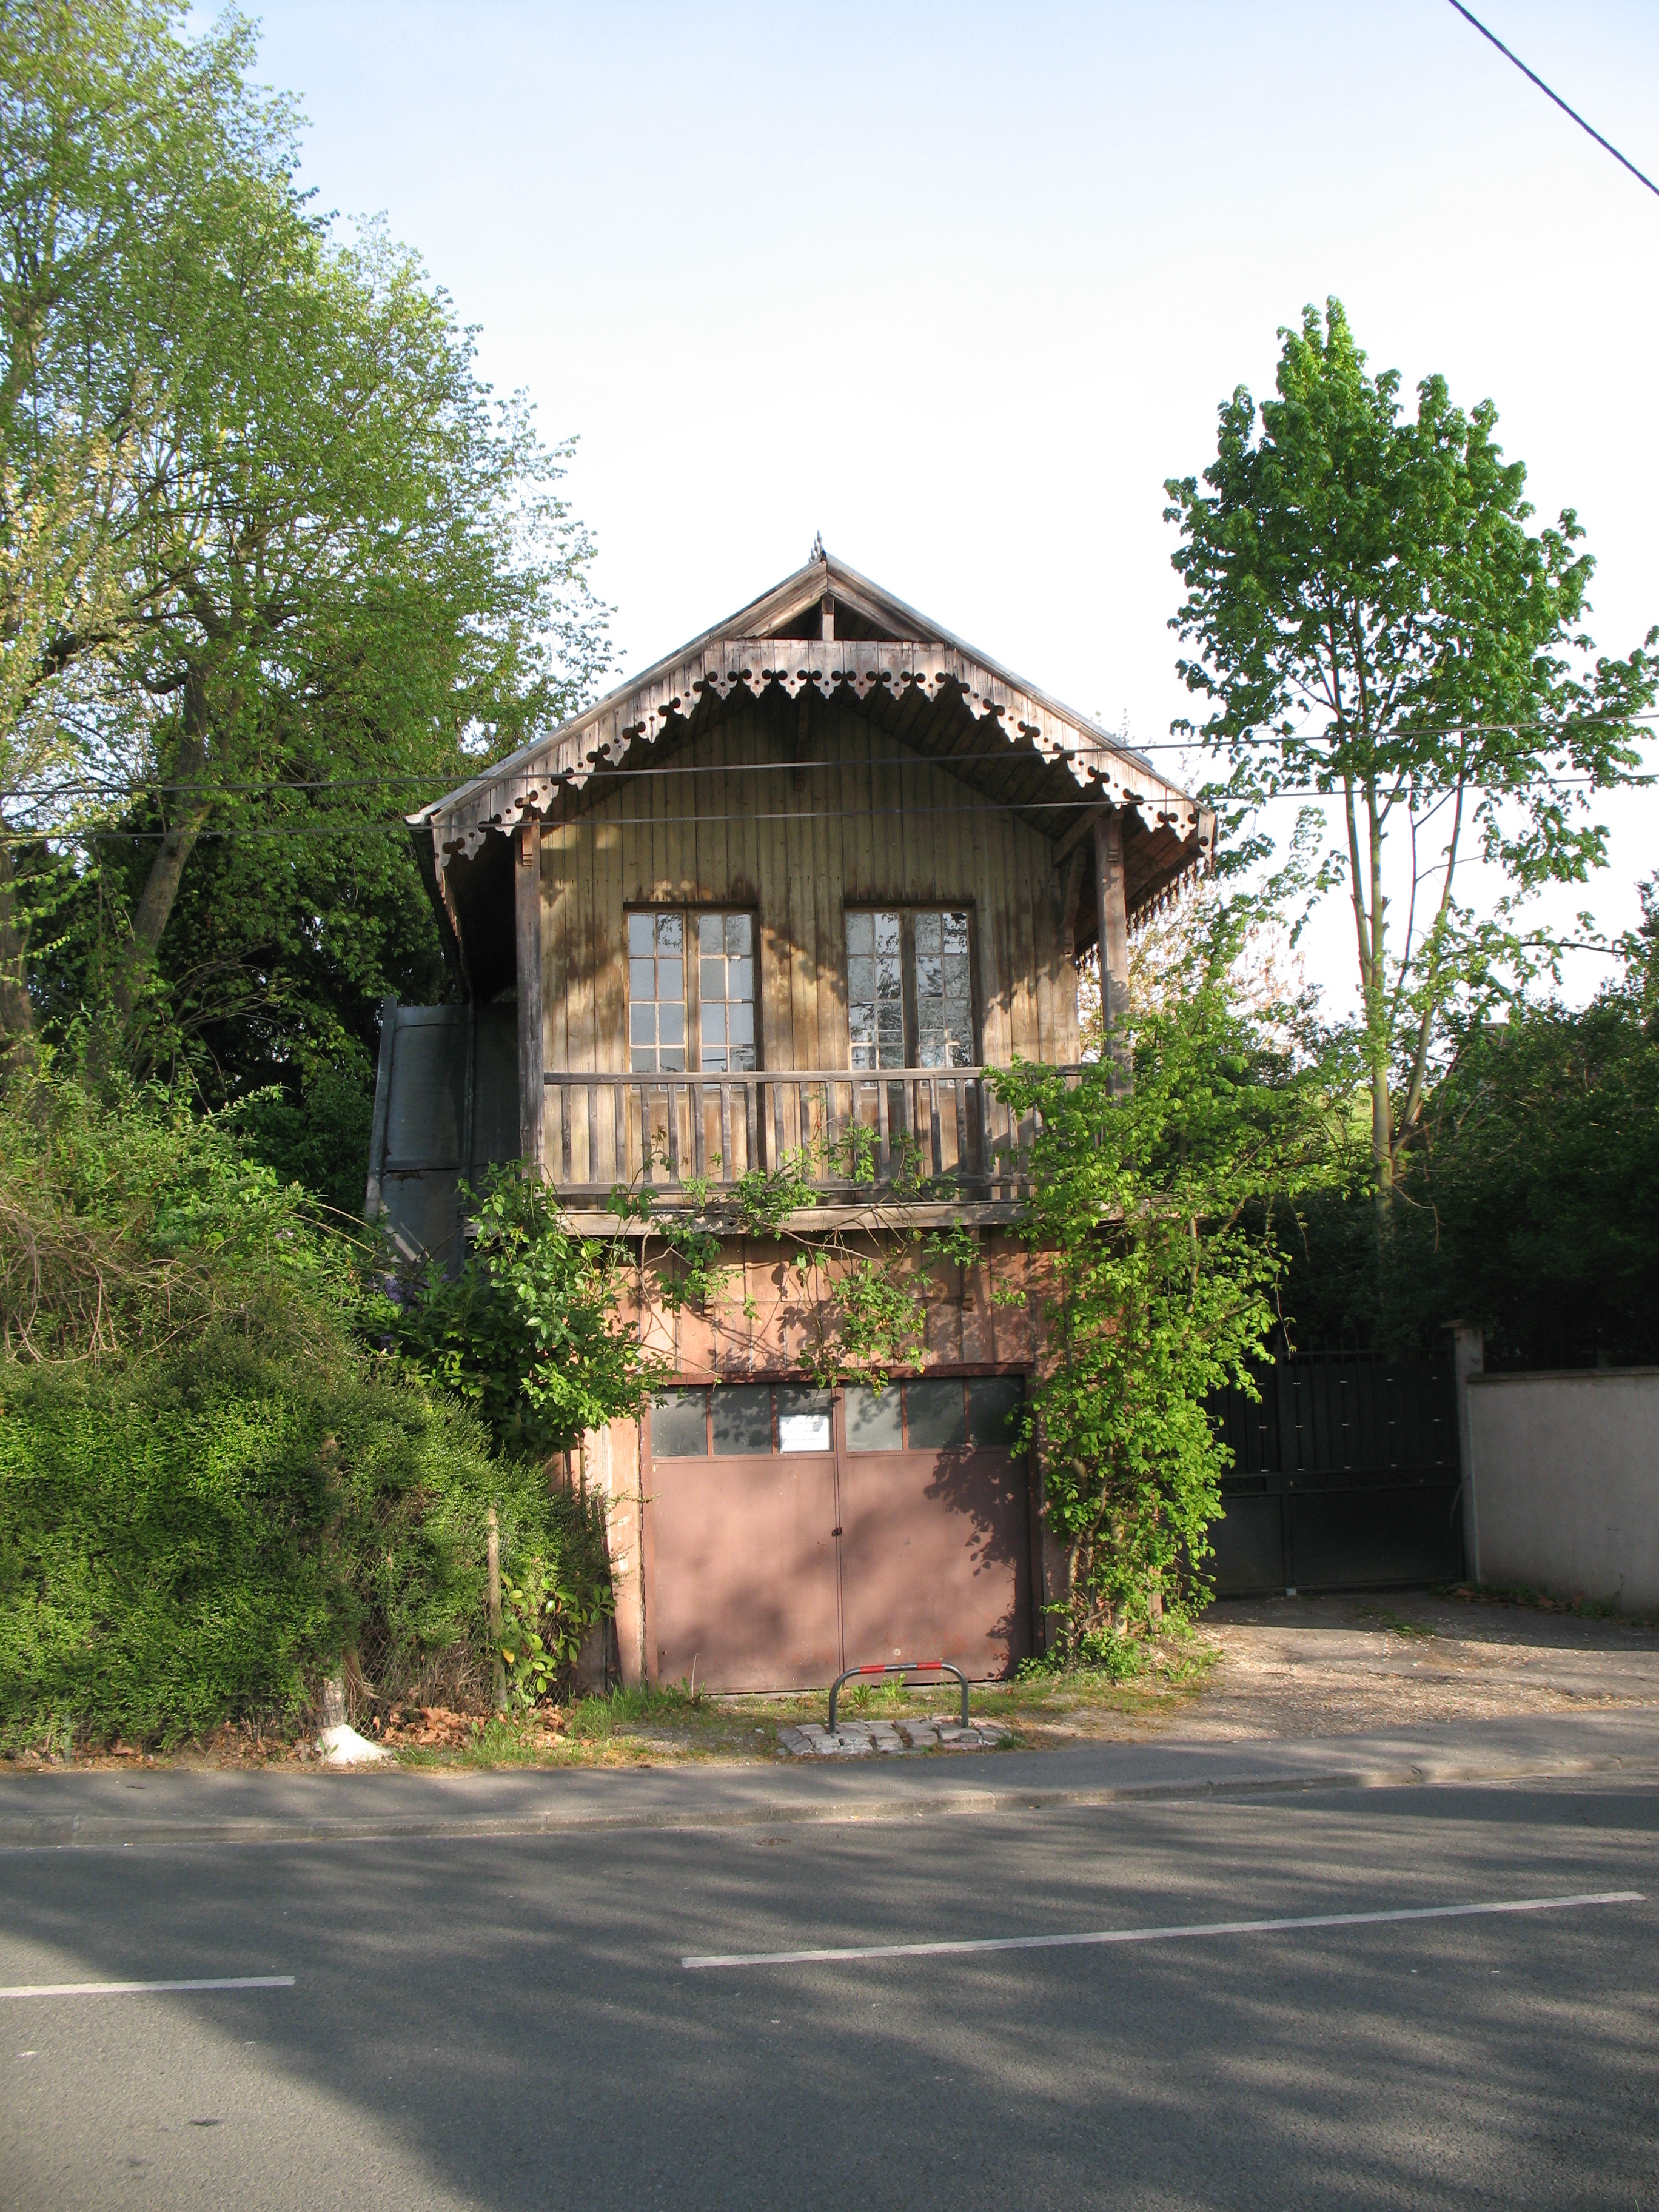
[412,551,1215,938]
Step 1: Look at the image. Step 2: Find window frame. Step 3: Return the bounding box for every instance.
[626,905,760,1075]
[843,1374,1024,1453]
[843,903,978,1071]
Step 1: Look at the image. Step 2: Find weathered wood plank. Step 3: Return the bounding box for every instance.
[515,821,545,1171]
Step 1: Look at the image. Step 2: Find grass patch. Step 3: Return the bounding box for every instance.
[1372,1609,1438,1640]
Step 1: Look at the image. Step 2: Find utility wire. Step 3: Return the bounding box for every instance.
[4,778,1650,843]
[1447,0,1659,200]
[5,710,1658,803]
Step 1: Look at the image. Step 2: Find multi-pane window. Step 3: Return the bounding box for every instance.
[915,910,973,1068]
[845,1375,1023,1452]
[846,908,974,1070]
[628,909,756,1074]
[846,910,905,1068]
[628,912,685,1072]
[696,913,756,1071]
[652,1383,833,1456]
[652,1377,1019,1456]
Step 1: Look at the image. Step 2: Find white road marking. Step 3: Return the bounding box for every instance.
[0,1976,295,2000]
[682,1890,1645,1970]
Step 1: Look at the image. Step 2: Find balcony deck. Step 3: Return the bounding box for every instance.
[543,1066,1078,1233]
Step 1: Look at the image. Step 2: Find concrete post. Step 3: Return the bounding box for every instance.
[1449,1324,1485,1583]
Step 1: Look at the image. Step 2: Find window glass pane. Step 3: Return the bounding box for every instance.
[728,956,753,1002]
[658,1002,685,1047]
[943,911,970,954]
[915,912,942,956]
[655,913,683,953]
[629,957,656,999]
[628,913,655,955]
[725,913,752,956]
[631,1048,655,1073]
[659,1045,685,1071]
[700,956,726,1003]
[845,1384,904,1450]
[652,1388,708,1456]
[905,1378,967,1450]
[711,1384,773,1454]
[967,1375,1024,1449]
[630,1006,657,1047]
[699,913,724,953]
[728,1003,753,1047]
[848,956,873,1003]
[657,957,682,1002]
[874,911,901,954]
[846,911,873,954]
[702,1004,726,1045]
[777,1386,832,1452]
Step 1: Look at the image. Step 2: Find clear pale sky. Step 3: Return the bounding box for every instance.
[232,1,1659,1014]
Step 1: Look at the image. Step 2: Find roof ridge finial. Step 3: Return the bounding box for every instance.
[810,531,825,563]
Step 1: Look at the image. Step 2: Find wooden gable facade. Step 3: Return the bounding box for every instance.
[373,553,1210,1694]
[393,552,1212,1230]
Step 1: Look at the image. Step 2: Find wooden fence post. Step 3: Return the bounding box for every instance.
[486,1504,506,1712]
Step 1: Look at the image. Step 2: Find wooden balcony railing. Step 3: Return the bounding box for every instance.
[541,1067,1071,1207]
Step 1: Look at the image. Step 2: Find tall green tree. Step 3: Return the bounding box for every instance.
[0,2,609,1063]
[1165,299,1657,1224]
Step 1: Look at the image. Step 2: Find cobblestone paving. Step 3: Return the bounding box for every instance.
[777,1717,1012,1757]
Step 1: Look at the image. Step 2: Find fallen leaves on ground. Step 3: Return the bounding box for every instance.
[369,1705,568,1752]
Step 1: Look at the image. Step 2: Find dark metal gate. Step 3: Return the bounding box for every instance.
[1208,1354,1464,1597]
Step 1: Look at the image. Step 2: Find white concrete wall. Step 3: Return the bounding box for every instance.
[1465,1369,1659,1610]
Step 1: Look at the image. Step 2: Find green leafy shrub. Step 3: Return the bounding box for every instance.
[0,1068,611,1747]
[390,1168,659,1456]
[0,1322,594,1748]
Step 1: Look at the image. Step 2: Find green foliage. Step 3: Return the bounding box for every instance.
[1165,298,1657,1209]
[0,1313,574,1749]
[996,905,1338,1647]
[235,1060,378,1224]
[1285,889,1659,1366]
[389,1170,660,1459]
[0,1067,595,1746]
[498,1503,615,1708]
[0,3,608,1085]
[0,1055,357,1361]
[607,1131,974,1389]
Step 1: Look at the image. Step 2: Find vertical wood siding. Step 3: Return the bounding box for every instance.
[540,703,1078,1076]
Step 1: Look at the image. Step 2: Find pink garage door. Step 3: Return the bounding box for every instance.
[646,1377,1031,1691]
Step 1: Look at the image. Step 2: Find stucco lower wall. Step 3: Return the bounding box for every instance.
[1466,1370,1659,1610]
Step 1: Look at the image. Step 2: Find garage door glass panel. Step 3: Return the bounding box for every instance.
[712,1384,774,1453]
[905,1378,967,1450]
[845,1384,903,1451]
[777,1386,831,1452]
[967,1376,1024,1448]
[652,1388,708,1455]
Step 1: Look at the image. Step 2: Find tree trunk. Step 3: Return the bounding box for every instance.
[115,674,212,1027]
[0,828,35,1062]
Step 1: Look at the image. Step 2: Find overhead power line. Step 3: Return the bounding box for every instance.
[2,776,1649,845]
[5,709,1657,805]
[1447,0,1659,201]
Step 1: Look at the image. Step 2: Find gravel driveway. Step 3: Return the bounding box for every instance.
[1184,1590,1659,1741]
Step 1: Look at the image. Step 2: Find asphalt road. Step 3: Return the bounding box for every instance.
[2,1775,1655,2211]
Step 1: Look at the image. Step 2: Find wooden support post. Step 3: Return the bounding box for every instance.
[487,1503,506,1713]
[514,816,545,1173]
[1092,808,1131,1090]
